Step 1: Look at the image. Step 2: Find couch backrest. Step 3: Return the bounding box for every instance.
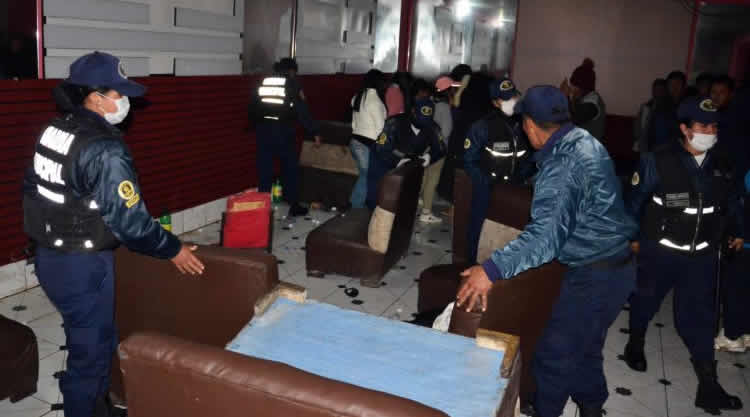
[299,120,358,175]
[119,332,449,417]
[112,246,279,403]
[368,162,423,259]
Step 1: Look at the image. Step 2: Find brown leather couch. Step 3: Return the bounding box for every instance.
[299,120,358,209]
[119,332,450,417]
[418,170,565,407]
[306,162,424,287]
[0,314,38,403]
[110,245,279,405]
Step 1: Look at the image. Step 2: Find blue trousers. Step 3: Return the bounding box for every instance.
[533,250,635,417]
[723,251,750,339]
[36,247,117,417]
[349,139,370,209]
[629,241,717,361]
[256,122,299,204]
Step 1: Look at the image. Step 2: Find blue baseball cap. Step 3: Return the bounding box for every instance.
[514,85,570,123]
[68,52,146,97]
[677,97,720,125]
[489,77,520,101]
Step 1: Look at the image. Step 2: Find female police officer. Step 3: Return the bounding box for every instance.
[23,52,204,417]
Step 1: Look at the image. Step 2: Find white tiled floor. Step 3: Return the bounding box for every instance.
[2,203,749,417]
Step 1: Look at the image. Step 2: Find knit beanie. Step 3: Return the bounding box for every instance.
[570,58,596,94]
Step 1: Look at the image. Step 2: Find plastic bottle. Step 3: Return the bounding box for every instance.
[159,214,172,232]
[272,179,283,205]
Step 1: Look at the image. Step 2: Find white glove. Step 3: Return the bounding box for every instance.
[397,158,411,167]
[420,153,431,167]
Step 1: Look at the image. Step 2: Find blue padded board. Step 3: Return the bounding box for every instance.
[227,298,507,417]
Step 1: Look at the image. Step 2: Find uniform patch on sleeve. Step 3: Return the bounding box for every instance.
[464,138,471,150]
[421,106,433,116]
[118,180,140,208]
[631,172,640,186]
[377,133,387,145]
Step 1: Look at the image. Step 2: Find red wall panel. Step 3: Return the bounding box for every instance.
[0,73,363,264]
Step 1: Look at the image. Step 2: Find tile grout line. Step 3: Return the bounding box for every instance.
[658,322,671,417]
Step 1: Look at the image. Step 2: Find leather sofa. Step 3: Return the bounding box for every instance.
[110,245,280,405]
[305,162,424,287]
[119,332,450,417]
[299,120,358,209]
[0,314,38,403]
[417,170,565,407]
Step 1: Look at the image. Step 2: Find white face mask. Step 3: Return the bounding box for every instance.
[98,93,130,125]
[501,98,518,117]
[689,132,717,152]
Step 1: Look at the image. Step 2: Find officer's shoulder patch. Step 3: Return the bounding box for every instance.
[377,133,387,145]
[118,180,140,208]
[421,106,433,116]
[118,181,136,200]
[631,172,640,186]
[464,138,471,150]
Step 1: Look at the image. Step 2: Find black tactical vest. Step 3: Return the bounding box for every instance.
[23,115,119,252]
[642,148,733,255]
[480,113,528,183]
[254,75,298,123]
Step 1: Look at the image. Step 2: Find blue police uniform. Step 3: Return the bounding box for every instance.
[252,64,319,215]
[625,97,743,414]
[480,86,638,417]
[463,78,535,263]
[22,52,182,417]
[366,108,431,209]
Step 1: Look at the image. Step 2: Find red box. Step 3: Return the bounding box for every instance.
[222,190,271,249]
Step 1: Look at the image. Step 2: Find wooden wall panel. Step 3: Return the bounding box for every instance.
[0,73,363,264]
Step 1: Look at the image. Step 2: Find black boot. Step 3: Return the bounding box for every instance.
[623,329,647,372]
[93,395,112,417]
[577,403,604,417]
[692,359,743,415]
[288,203,309,217]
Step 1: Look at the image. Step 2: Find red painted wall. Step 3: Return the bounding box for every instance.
[0,73,363,264]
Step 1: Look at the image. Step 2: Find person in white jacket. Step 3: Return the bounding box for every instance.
[350,70,387,208]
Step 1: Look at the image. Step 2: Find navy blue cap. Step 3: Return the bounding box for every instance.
[677,97,720,125]
[489,78,519,100]
[68,52,146,97]
[514,85,570,123]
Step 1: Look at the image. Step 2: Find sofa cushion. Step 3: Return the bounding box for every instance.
[368,206,395,254]
[299,141,358,176]
[477,220,522,263]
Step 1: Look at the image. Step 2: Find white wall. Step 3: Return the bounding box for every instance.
[513,0,693,116]
[43,0,244,78]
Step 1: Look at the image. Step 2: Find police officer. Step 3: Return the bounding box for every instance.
[458,86,638,417]
[365,91,429,210]
[22,52,204,417]
[462,77,533,263]
[623,97,744,415]
[252,57,321,217]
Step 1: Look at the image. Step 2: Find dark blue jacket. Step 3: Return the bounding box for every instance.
[24,108,181,259]
[482,125,638,281]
